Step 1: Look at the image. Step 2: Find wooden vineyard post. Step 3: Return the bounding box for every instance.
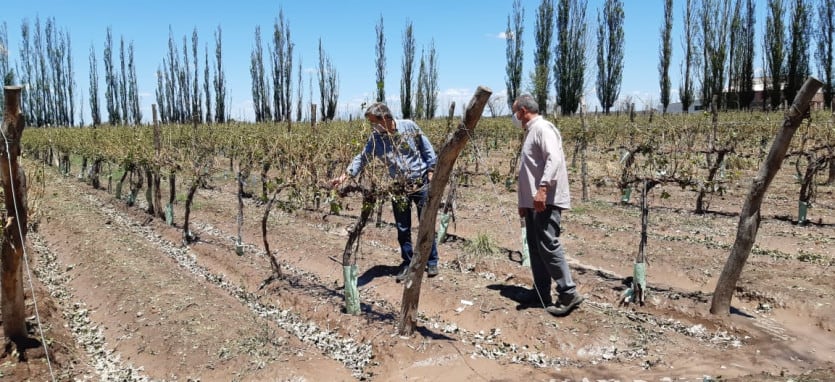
[580,104,589,202]
[152,104,165,220]
[710,77,823,315]
[398,86,492,335]
[1,86,27,341]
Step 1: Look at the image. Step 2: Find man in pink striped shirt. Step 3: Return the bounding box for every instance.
[513,94,583,317]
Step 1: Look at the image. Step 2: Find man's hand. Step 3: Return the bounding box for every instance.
[427,171,434,183]
[329,173,348,189]
[518,207,527,218]
[534,186,547,212]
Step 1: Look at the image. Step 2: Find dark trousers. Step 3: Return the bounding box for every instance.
[392,187,439,267]
[524,206,576,304]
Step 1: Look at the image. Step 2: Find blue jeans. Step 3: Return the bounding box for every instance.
[392,187,439,267]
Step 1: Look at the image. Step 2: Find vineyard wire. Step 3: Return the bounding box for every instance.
[1,128,56,382]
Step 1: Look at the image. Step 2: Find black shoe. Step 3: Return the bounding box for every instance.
[426,265,439,277]
[395,266,409,282]
[545,294,585,317]
[514,289,552,306]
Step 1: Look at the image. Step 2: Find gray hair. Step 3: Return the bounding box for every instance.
[364,102,394,120]
[513,94,540,114]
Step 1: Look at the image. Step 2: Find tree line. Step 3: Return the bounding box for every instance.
[0,8,444,127]
[4,1,835,126]
[504,0,835,115]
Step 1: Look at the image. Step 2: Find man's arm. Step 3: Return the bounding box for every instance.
[538,123,563,190]
[331,135,374,187]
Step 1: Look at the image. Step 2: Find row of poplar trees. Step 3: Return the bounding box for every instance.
[0,18,230,127]
[248,9,440,123]
[1,18,78,127]
[503,0,835,115]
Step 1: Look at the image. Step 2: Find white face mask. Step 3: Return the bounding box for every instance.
[512,114,524,130]
[373,123,387,134]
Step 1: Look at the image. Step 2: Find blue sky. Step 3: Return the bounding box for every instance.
[2,1,767,124]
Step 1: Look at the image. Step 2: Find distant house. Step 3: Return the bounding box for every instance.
[664,101,701,114]
[733,76,824,111]
[661,77,824,114]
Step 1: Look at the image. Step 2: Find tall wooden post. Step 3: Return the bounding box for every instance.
[1,86,27,340]
[710,77,823,315]
[152,104,165,219]
[398,86,491,335]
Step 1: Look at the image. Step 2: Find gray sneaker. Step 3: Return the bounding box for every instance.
[545,294,584,317]
[426,265,439,277]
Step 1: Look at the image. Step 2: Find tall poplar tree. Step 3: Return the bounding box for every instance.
[699,0,732,110]
[765,0,786,110]
[415,52,426,119]
[296,58,303,122]
[104,27,120,125]
[271,9,293,123]
[213,26,227,123]
[533,0,554,113]
[554,0,587,115]
[425,40,438,119]
[0,22,8,112]
[784,0,810,104]
[0,22,8,84]
[816,0,835,109]
[250,26,270,122]
[505,0,524,111]
[204,44,212,124]
[127,42,141,124]
[191,28,201,123]
[119,37,129,124]
[400,22,415,119]
[596,0,625,114]
[375,14,386,103]
[659,0,673,114]
[318,38,338,120]
[89,45,101,126]
[727,0,743,109]
[737,0,757,109]
[680,0,697,113]
[155,67,166,123]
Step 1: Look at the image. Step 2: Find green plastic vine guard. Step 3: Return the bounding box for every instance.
[520,227,530,267]
[620,187,632,203]
[622,262,647,304]
[798,201,809,226]
[436,213,451,243]
[343,264,360,315]
[165,203,174,225]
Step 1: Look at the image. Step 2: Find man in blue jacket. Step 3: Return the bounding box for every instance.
[331,102,440,281]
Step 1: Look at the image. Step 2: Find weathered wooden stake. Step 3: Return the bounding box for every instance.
[152,104,165,220]
[1,86,27,341]
[710,77,823,315]
[398,86,491,335]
